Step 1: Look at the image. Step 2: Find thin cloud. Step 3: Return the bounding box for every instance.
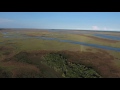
[0,18,14,23]
[92,26,99,30]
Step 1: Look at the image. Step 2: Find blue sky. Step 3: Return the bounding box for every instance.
[0,12,120,31]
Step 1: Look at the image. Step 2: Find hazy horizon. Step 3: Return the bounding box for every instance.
[0,12,120,31]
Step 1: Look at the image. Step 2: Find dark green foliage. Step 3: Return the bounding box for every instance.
[14,52,43,65]
[3,51,11,55]
[14,52,32,64]
[43,53,67,72]
[42,53,101,78]
[0,67,12,78]
[8,51,101,78]
[65,63,101,78]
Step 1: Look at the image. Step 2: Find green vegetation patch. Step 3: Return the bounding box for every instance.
[14,52,33,64]
[65,63,101,78]
[0,66,12,78]
[14,38,83,51]
[9,52,63,78]
[62,33,120,48]
[8,51,101,78]
[42,53,101,78]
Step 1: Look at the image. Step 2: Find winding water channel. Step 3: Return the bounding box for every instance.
[1,32,120,52]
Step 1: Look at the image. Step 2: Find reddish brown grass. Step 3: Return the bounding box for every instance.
[34,50,120,78]
[56,50,120,78]
[3,49,120,78]
[1,61,40,78]
[81,34,118,43]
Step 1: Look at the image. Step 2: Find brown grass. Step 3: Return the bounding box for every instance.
[55,50,120,78]
[1,61,40,78]
[81,34,118,43]
[2,49,120,78]
[30,50,120,78]
[0,46,14,51]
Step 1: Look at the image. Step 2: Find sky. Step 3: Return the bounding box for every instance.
[0,12,120,31]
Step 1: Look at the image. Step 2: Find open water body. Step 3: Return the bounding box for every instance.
[35,36,120,52]
[93,34,120,41]
[1,32,120,52]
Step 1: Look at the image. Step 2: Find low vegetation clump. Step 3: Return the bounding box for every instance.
[14,52,32,64]
[1,50,120,78]
[42,53,101,78]
[0,66,12,78]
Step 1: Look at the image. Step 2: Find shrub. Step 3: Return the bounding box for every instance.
[42,53,101,78]
[0,67,12,78]
[14,52,32,64]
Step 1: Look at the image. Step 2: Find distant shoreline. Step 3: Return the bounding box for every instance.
[0,28,120,32]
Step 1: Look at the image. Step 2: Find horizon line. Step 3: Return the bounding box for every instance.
[0,28,120,32]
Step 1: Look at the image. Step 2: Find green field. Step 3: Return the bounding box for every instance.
[0,29,120,78]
